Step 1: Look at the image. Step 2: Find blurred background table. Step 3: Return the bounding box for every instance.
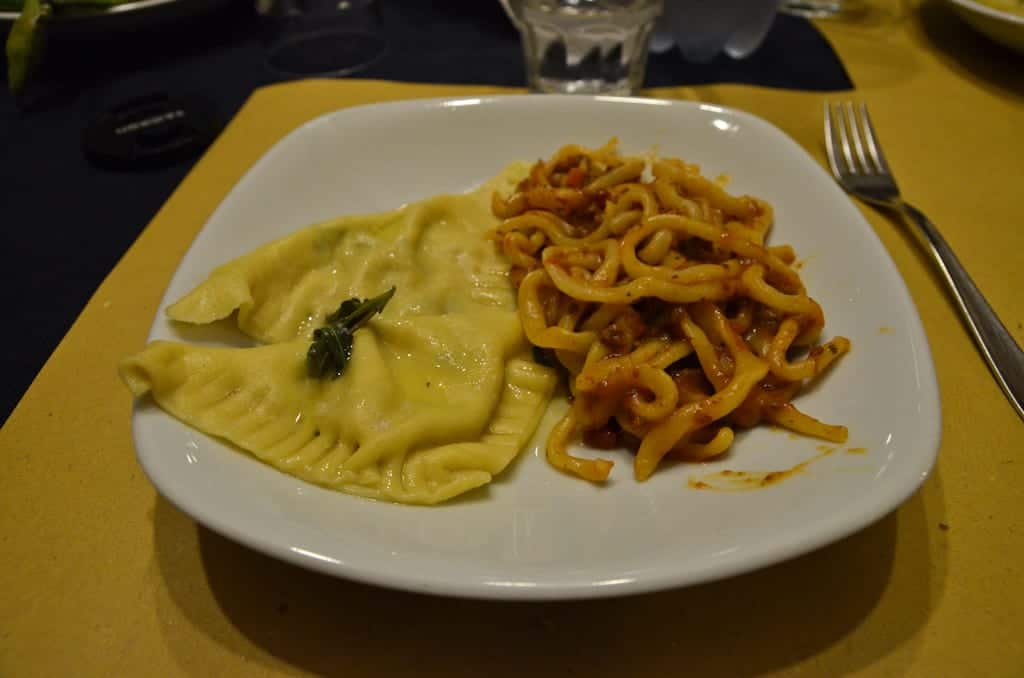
[2,1,1022,676]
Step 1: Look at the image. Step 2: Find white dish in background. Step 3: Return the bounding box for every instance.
[944,0,1024,53]
[131,95,941,600]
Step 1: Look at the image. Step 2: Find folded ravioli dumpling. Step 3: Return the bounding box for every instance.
[166,164,528,343]
[122,313,555,504]
[122,164,556,505]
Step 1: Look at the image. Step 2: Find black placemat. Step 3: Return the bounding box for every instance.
[0,0,852,423]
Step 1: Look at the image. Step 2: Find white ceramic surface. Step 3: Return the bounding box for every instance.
[131,95,941,600]
[653,0,781,62]
[945,0,1024,53]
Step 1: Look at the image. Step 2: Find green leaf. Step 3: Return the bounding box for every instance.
[306,287,396,379]
[6,0,50,95]
[326,297,364,325]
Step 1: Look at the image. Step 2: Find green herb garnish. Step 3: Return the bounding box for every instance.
[306,287,395,379]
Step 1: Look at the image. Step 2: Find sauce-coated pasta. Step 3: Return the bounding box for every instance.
[490,140,851,482]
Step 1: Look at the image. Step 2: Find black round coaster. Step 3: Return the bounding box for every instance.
[81,92,220,170]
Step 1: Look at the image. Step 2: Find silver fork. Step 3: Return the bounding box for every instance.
[825,102,1024,422]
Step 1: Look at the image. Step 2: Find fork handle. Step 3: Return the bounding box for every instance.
[899,201,1024,421]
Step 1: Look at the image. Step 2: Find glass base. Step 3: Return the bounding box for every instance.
[531,76,636,96]
[265,29,387,78]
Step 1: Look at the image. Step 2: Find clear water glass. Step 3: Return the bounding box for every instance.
[507,0,663,95]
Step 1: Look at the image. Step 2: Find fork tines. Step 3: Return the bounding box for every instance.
[824,102,891,178]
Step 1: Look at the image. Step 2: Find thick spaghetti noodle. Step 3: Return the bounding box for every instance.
[489,140,851,483]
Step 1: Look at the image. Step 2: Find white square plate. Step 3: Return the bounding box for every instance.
[132,95,941,599]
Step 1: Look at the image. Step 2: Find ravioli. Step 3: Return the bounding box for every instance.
[166,166,529,344]
[121,164,557,505]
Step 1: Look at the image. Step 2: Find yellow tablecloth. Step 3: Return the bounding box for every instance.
[2,2,1022,675]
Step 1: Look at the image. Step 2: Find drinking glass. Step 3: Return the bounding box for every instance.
[501,0,664,95]
[256,0,387,77]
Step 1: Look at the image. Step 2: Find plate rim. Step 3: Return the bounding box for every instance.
[945,0,1024,26]
[132,93,943,600]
